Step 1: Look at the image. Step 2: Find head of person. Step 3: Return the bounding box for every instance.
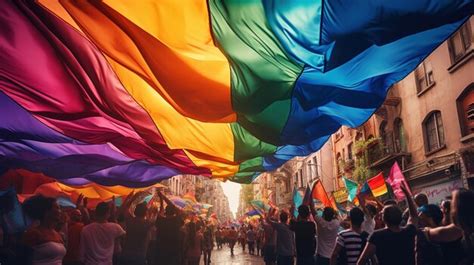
[382,205,403,227]
[70,209,82,222]
[23,195,61,226]
[418,204,443,228]
[322,207,336,221]
[298,205,310,219]
[95,202,110,221]
[441,200,451,216]
[165,205,176,216]
[279,210,289,224]
[383,199,397,206]
[134,202,148,218]
[366,204,378,216]
[451,189,474,234]
[414,193,429,207]
[348,207,365,227]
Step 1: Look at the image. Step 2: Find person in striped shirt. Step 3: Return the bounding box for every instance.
[330,207,369,265]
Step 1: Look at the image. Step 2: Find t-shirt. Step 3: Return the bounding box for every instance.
[270,222,295,256]
[336,229,368,265]
[368,224,417,265]
[155,215,184,257]
[315,216,340,258]
[361,217,375,235]
[122,218,154,259]
[80,222,126,265]
[64,222,84,262]
[290,220,316,257]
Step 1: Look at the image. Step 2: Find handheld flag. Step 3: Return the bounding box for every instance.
[311,179,332,208]
[292,187,303,217]
[367,172,388,197]
[386,162,411,201]
[302,185,313,206]
[342,177,359,202]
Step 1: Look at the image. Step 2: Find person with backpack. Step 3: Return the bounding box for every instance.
[330,207,370,265]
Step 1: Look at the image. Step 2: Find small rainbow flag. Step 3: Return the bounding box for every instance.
[367,172,388,197]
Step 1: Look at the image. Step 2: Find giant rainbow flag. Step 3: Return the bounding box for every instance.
[1,0,472,188]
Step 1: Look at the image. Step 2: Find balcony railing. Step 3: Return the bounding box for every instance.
[368,131,409,167]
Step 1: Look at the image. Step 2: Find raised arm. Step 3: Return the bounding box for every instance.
[401,182,418,226]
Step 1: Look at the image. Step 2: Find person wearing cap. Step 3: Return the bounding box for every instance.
[415,204,444,265]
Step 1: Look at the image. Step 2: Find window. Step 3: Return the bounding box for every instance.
[394,118,407,152]
[348,143,353,160]
[299,169,304,187]
[414,62,434,94]
[456,84,474,137]
[285,178,291,193]
[336,152,342,175]
[448,22,472,63]
[423,111,445,153]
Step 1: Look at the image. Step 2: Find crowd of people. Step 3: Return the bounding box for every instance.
[249,185,474,265]
[0,185,473,265]
[0,190,215,265]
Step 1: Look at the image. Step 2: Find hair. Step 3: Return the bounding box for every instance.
[279,210,289,223]
[383,199,397,206]
[298,205,310,219]
[322,207,335,221]
[414,193,429,207]
[165,205,175,216]
[366,204,377,216]
[188,221,197,246]
[23,195,56,221]
[95,202,110,219]
[134,202,147,218]
[349,207,365,227]
[382,205,403,226]
[452,189,474,234]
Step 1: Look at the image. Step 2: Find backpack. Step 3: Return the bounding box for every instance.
[337,231,369,265]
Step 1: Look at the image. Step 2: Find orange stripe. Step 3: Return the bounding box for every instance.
[58,0,234,122]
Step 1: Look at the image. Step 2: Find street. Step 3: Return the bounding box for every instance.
[204,246,264,265]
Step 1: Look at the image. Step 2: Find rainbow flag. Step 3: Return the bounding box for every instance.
[367,172,388,197]
[0,0,471,187]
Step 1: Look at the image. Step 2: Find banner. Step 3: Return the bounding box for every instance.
[333,188,349,203]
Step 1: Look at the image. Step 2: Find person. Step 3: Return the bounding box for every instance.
[215,227,222,249]
[314,207,340,265]
[239,226,247,252]
[120,199,154,265]
[79,202,126,265]
[262,218,277,265]
[330,207,369,265]
[267,208,296,265]
[415,204,444,265]
[357,183,418,265]
[184,221,203,265]
[247,226,257,255]
[202,223,214,265]
[360,202,377,235]
[290,205,316,265]
[64,194,90,265]
[228,227,239,256]
[257,224,264,256]
[22,195,66,265]
[422,189,474,265]
[155,191,185,265]
[440,199,452,225]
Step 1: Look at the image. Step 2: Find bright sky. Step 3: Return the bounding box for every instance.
[220,181,241,219]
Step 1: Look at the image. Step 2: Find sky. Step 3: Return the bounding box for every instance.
[220,181,241,218]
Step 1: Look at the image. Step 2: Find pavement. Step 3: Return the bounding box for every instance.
[203,245,264,265]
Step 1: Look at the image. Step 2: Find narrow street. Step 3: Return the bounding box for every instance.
[204,246,264,265]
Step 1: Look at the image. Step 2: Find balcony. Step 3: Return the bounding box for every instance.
[344,159,355,171]
[368,132,410,169]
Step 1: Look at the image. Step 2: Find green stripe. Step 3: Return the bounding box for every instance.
[209,0,302,146]
[230,157,265,183]
[231,123,276,162]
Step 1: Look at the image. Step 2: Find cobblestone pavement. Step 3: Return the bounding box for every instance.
[202,245,264,265]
